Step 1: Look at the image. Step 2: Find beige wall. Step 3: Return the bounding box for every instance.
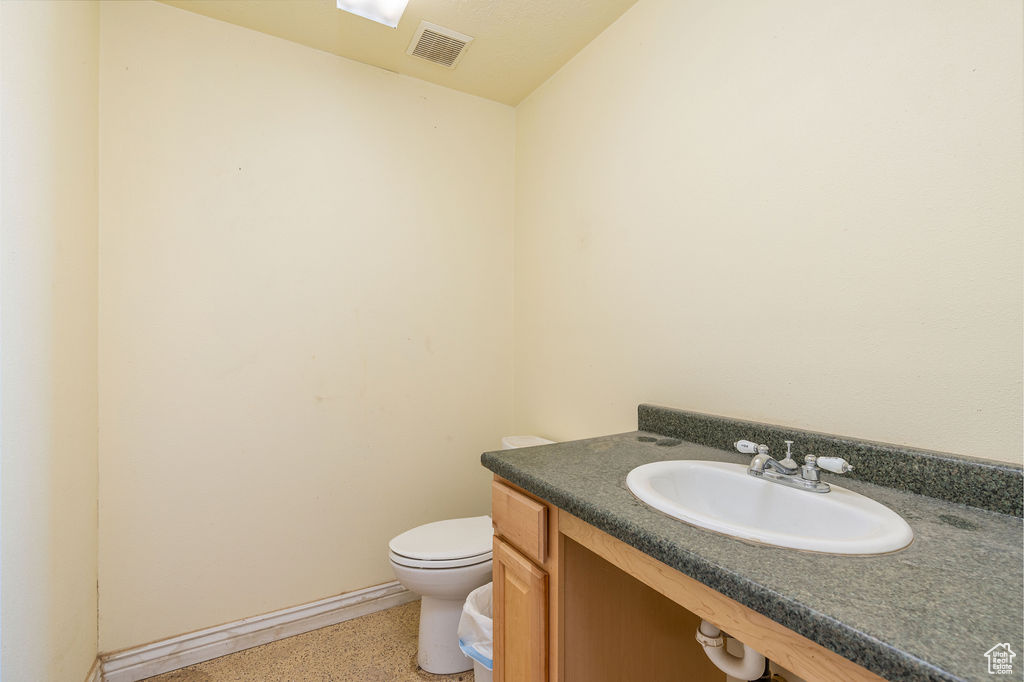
[0,1,100,679]
[98,1,513,651]
[515,0,1023,463]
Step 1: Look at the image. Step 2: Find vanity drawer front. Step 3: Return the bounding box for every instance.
[492,480,548,564]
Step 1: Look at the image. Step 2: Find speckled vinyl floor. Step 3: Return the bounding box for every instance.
[144,600,475,682]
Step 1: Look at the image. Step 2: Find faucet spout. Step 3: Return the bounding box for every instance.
[748,453,798,476]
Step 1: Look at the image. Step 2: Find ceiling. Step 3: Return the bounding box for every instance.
[156,0,639,106]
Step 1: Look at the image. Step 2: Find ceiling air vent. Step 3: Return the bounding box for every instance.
[406,21,473,69]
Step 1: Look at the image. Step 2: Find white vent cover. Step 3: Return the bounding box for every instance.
[406,21,473,68]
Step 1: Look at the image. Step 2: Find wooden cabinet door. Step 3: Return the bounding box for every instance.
[493,536,548,682]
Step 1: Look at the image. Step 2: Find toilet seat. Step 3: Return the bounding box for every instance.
[388,516,494,569]
[388,549,492,569]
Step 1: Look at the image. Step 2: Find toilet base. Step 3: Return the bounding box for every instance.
[417,596,473,674]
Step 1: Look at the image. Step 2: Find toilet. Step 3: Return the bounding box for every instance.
[389,516,493,674]
[388,435,554,675]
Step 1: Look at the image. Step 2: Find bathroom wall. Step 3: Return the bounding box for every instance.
[515,0,1023,463]
[0,1,100,679]
[98,1,514,651]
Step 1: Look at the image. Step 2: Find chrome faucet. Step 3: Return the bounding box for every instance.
[735,440,853,493]
[749,446,798,476]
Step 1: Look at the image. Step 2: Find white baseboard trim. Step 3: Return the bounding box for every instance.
[99,581,417,682]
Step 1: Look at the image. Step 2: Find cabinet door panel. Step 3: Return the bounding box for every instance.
[494,536,548,682]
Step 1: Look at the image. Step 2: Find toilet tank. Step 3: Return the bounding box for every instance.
[501,435,555,450]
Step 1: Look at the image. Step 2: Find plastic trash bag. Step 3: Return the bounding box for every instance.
[457,582,493,671]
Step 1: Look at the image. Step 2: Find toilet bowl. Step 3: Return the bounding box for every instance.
[388,515,493,674]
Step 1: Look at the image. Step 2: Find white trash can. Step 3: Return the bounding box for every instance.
[458,582,493,682]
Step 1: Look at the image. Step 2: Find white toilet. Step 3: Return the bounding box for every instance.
[388,435,554,675]
[389,516,494,674]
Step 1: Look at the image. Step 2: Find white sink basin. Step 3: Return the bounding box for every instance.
[626,460,913,555]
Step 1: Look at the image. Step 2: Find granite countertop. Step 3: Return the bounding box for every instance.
[481,424,1024,682]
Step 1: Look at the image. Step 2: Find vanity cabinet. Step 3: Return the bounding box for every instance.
[491,476,886,682]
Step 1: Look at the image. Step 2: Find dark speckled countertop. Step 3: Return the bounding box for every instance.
[481,407,1024,682]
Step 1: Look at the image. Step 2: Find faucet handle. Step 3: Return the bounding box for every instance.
[816,457,854,474]
[734,440,761,454]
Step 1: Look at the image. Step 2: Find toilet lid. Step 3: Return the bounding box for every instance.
[388,516,493,562]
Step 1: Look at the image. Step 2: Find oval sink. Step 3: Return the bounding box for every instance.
[626,460,913,555]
